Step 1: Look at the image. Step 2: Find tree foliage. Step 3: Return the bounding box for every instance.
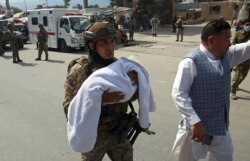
[88,4,99,8]
[76,4,83,10]
[63,0,70,8]
[110,0,124,7]
[110,0,132,7]
[11,6,22,13]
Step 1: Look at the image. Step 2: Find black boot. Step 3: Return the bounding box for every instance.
[35,58,41,61]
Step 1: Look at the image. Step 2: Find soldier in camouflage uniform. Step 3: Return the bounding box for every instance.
[8,24,22,63]
[63,22,138,161]
[231,20,250,100]
[35,24,48,61]
[0,30,4,56]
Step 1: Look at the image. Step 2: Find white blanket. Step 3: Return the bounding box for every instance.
[67,57,156,153]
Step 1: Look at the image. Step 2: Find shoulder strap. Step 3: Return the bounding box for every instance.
[128,102,136,113]
[67,56,89,74]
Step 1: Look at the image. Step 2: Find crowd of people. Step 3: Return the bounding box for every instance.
[0,23,48,63]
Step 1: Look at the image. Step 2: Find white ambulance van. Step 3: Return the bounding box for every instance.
[27,8,90,51]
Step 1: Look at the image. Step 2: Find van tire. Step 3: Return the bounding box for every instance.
[59,39,69,52]
[80,47,85,51]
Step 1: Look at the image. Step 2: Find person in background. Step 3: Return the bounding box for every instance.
[172,19,250,161]
[35,24,48,61]
[63,22,138,161]
[175,16,184,42]
[128,17,135,41]
[150,16,160,37]
[231,20,250,100]
[172,14,177,33]
[8,24,22,63]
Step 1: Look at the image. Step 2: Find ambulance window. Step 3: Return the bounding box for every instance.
[60,19,70,33]
[43,17,48,27]
[32,17,38,25]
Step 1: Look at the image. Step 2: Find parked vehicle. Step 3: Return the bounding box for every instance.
[0,20,24,49]
[27,8,90,52]
[14,22,29,43]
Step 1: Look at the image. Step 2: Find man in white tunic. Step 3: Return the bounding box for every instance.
[172,19,250,161]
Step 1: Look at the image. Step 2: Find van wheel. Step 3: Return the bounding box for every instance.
[80,47,85,51]
[59,40,69,52]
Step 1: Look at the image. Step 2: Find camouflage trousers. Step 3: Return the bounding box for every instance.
[81,133,133,161]
[231,63,250,94]
[176,28,183,41]
[0,45,4,56]
[12,49,20,62]
[38,42,48,59]
[151,26,157,35]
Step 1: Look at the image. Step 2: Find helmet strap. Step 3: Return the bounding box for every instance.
[89,48,115,67]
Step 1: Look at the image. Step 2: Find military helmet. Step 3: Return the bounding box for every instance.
[38,24,44,28]
[85,22,116,42]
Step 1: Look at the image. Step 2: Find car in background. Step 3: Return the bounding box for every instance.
[14,22,29,43]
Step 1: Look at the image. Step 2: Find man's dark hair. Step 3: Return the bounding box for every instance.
[201,19,231,42]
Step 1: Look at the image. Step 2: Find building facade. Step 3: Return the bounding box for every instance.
[175,0,245,21]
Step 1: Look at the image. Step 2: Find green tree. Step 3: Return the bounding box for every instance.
[11,6,22,14]
[110,0,123,7]
[138,0,154,7]
[76,4,83,10]
[88,4,99,8]
[63,0,70,8]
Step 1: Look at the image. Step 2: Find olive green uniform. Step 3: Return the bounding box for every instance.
[37,28,48,60]
[175,18,184,42]
[63,56,133,161]
[9,29,21,62]
[0,30,4,56]
[231,29,250,94]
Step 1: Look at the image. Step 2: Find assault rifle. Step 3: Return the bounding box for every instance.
[102,102,155,145]
[126,102,155,145]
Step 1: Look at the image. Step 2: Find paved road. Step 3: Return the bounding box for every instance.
[0,24,250,161]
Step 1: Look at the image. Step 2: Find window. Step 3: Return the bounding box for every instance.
[32,17,38,25]
[43,16,48,26]
[60,18,70,33]
[209,6,220,14]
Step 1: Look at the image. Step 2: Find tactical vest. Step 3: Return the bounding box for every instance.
[67,56,129,134]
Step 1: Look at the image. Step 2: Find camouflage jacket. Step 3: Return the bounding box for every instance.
[233,29,250,44]
[63,56,89,116]
[37,29,48,43]
[9,30,19,49]
[233,30,250,65]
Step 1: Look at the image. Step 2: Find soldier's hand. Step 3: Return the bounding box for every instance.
[102,90,124,103]
[127,71,138,86]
